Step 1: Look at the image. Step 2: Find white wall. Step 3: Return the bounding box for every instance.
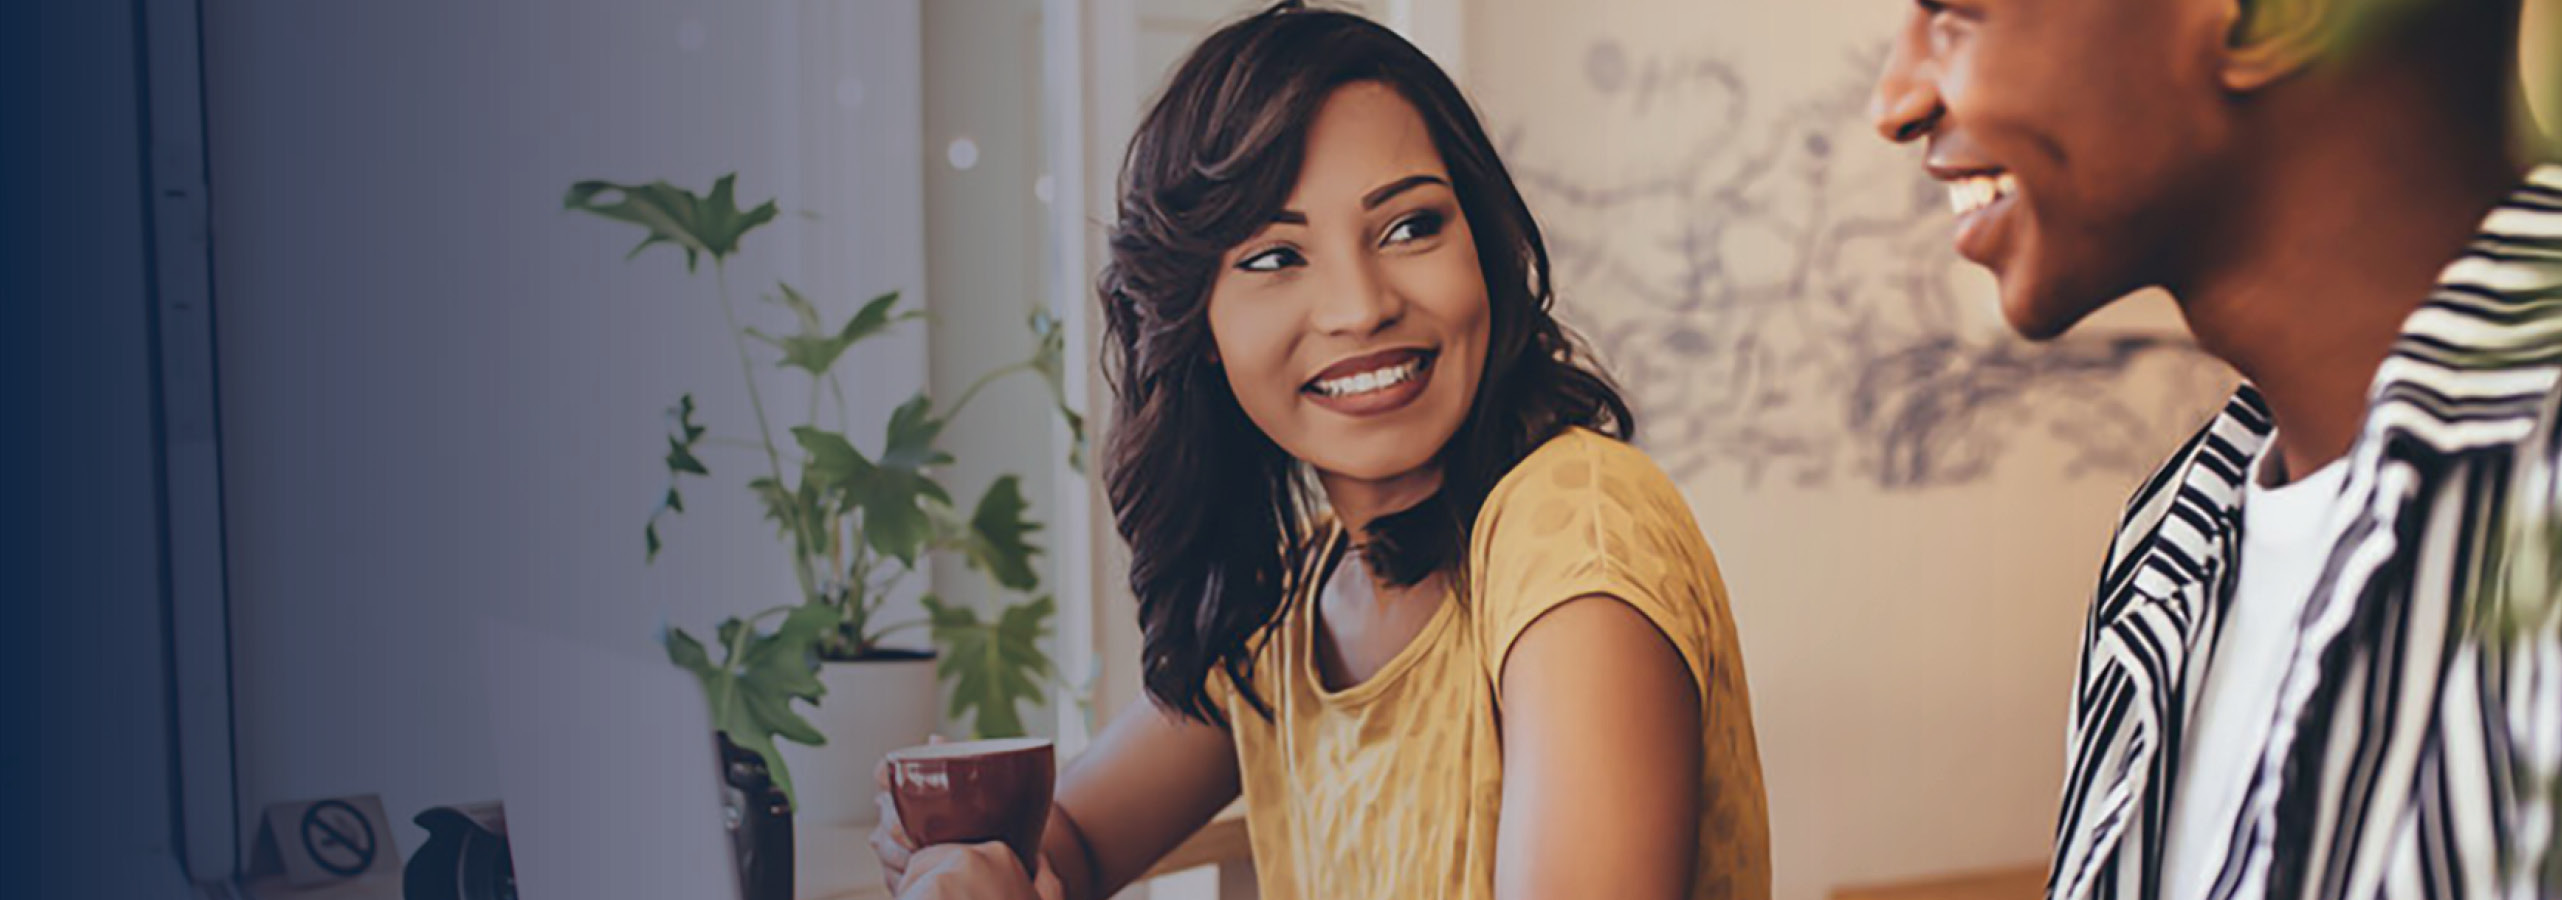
[1462,2,2231,898]
[203,0,928,856]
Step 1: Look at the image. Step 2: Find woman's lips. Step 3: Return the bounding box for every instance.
[1302,348,1436,417]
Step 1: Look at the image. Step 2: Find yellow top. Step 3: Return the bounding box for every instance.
[1208,427,1771,900]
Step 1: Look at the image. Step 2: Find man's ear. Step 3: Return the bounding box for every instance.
[2219,0,2350,93]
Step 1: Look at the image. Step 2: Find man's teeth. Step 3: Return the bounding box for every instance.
[1311,358,1424,398]
[1947,173,2018,217]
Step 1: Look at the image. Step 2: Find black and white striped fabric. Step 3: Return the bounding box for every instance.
[2049,165,2562,900]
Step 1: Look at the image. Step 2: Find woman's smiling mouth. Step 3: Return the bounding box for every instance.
[1303,347,1438,415]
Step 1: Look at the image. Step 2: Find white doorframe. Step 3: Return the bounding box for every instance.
[1386,0,1468,84]
[1042,0,1146,756]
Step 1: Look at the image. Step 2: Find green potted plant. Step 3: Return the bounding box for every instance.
[566,173,1084,826]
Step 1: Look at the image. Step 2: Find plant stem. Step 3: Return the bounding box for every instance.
[717,261,818,604]
[944,361,1036,423]
[869,619,929,643]
[827,513,845,594]
[871,562,912,614]
[849,521,878,614]
[831,372,852,432]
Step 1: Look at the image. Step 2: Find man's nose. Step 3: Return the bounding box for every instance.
[1869,19,1944,144]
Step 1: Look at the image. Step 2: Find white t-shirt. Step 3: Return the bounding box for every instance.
[2160,440,2346,900]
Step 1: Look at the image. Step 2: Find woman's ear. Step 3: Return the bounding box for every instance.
[2218,0,2350,93]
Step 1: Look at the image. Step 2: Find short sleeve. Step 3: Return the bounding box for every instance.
[1469,429,1730,702]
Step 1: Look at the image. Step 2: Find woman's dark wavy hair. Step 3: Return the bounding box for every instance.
[1098,1,1633,727]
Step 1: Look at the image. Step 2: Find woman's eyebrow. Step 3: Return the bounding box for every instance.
[1362,174,1449,209]
[1267,174,1452,224]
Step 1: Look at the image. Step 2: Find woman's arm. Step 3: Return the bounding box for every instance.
[873,697,1240,900]
[1493,594,1704,900]
[1041,697,1242,900]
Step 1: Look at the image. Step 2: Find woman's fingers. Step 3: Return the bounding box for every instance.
[877,734,951,895]
[871,795,917,893]
[897,842,1038,900]
[1032,856,1067,900]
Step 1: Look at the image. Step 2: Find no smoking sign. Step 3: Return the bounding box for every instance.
[300,799,379,877]
[251,794,401,888]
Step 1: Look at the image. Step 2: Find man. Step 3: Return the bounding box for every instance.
[1870,1,2560,899]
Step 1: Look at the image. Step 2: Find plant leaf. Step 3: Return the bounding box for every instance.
[793,428,873,491]
[765,279,828,334]
[665,405,710,477]
[647,394,710,563]
[880,396,954,472]
[1027,308,1089,473]
[563,173,779,272]
[923,594,1057,739]
[667,608,832,808]
[663,626,715,678]
[845,290,919,344]
[964,475,1043,592]
[871,401,953,563]
[799,404,949,566]
[748,474,830,561]
[739,604,836,701]
[756,288,921,377]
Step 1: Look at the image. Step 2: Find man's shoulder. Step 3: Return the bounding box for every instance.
[2102,388,2271,556]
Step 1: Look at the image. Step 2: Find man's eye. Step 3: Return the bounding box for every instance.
[1237,246,1305,272]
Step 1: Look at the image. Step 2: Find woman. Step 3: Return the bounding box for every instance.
[874,4,1768,898]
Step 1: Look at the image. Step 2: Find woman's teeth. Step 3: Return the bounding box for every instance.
[1948,173,2017,217]
[1310,357,1425,398]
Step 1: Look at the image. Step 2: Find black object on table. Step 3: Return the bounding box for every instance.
[406,802,515,900]
[720,732,796,900]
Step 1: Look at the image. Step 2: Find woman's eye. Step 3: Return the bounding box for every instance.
[1236,246,1305,272]
[1383,211,1446,246]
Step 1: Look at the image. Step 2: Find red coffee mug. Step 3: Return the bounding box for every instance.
[885,738,1055,876]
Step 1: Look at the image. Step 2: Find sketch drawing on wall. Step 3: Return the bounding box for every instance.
[1503,41,2232,490]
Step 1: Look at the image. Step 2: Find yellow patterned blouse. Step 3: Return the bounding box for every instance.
[1208,427,1770,900]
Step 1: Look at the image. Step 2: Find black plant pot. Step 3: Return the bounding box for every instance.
[718,732,795,900]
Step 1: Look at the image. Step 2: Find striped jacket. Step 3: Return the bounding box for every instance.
[2050,165,2562,900]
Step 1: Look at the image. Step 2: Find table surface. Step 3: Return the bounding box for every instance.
[797,806,1252,900]
[1830,863,2047,900]
[795,822,891,900]
[800,813,2034,900]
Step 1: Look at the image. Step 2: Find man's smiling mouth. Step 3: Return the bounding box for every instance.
[1947,171,2017,217]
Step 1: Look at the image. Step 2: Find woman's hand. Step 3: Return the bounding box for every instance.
[872,747,1062,900]
[896,841,1064,900]
[870,755,921,893]
[874,699,1246,900]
